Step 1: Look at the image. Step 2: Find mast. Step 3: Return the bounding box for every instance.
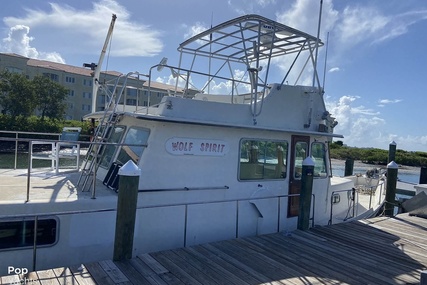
[85,14,117,113]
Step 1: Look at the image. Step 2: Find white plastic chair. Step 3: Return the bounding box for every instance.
[30,127,82,173]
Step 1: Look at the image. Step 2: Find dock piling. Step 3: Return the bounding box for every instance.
[113,160,141,261]
[298,157,315,230]
[388,141,397,163]
[344,158,354,176]
[420,166,427,184]
[384,161,398,217]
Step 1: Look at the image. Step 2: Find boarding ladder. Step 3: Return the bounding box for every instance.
[77,73,133,192]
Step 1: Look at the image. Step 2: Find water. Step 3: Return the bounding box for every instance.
[0,153,422,184]
[0,152,84,169]
[331,159,420,184]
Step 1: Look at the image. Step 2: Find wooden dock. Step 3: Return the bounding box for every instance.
[2,213,427,285]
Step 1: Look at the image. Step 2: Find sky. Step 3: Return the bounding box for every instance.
[1,0,427,152]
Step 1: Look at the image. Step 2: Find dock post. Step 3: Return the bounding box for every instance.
[298,157,315,230]
[344,158,354,176]
[421,271,427,285]
[420,166,427,184]
[113,160,140,261]
[388,141,397,163]
[384,161,398,217]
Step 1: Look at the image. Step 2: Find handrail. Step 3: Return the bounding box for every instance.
[0,135,149,201]
[328,188,356,225]
[0,130,61,170]
[0,192,316,272]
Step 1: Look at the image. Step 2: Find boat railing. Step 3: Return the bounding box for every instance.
[96,61,267,116]
[0,192,315,272]
[0,133,146,201]
[328,180,385,225]
[0,130,63,170]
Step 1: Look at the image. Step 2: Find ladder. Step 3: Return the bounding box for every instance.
[77,79,123,192]
[78,72,144,192]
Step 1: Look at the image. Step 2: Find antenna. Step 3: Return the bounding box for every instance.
[312,0,323,87]
[322,32,329,92]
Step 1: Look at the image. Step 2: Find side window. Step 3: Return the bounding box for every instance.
[293,141,308,179]
[239,139,288,180]
[312,142,328,178]
[100,126,126,168]
[0,218,57,250]
[116,127,150,164]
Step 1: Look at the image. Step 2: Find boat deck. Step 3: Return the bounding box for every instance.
[2,213,426,285]
[0,168,114,203]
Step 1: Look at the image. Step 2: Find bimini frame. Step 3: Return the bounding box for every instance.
[173,14,324,122]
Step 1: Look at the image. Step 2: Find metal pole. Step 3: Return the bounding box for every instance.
[14,132,18,169]
[32,216,38,272]
[26,141,32,202]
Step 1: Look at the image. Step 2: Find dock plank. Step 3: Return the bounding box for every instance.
[98,260,130,284]
[36,269,60,285]
[2,213,427,284]
[85,262,117,285]
[52,267,79,285]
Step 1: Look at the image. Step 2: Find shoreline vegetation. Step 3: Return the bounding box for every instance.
[0,119,426,168]
[330,141,427,168]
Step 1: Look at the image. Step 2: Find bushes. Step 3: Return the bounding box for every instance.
[330,141,427,167]
[0,114,92,141]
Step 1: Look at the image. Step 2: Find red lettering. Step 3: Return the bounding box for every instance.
[189,142,193,151]
[212,144,217,152]
[200,143,204,151]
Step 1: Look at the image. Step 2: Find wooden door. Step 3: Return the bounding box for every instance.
[288,135,310,217]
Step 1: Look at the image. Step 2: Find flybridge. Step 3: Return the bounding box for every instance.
[169,14,325,104]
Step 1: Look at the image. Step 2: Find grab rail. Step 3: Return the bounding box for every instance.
[0,191,316,272]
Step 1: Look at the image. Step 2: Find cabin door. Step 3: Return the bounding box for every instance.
[288,135,310,217]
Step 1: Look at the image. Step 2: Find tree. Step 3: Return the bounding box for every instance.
[0,71,36,117]
[32,75,67,121]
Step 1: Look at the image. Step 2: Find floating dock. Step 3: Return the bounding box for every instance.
[1,213,426,285]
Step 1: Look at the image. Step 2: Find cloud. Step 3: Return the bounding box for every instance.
[378,99,402,104]
[1,24,65,63]
[333,4,427,51]
[326,95,385,147]
[328,67,340,73]
[1,0,163,60]
[377,98,402,107]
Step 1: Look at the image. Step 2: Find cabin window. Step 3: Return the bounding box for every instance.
[0,218,58,250]
[100,126,126,168]
[239,139,288,180]
[293,141,308,179]
[116,127,149,164]
[311,142,328,178]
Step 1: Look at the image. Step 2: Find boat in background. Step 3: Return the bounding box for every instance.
[0,14,387,274]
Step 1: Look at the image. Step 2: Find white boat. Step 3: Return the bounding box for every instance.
[0,14,386,274]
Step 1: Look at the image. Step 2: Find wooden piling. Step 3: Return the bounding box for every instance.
[384,161,398,217]
[421,271,427,285]
[298,157,315,230]
[113,160,140,261]
[344,158,354,176]
[420,166,427,184]
[388,141,397,163]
